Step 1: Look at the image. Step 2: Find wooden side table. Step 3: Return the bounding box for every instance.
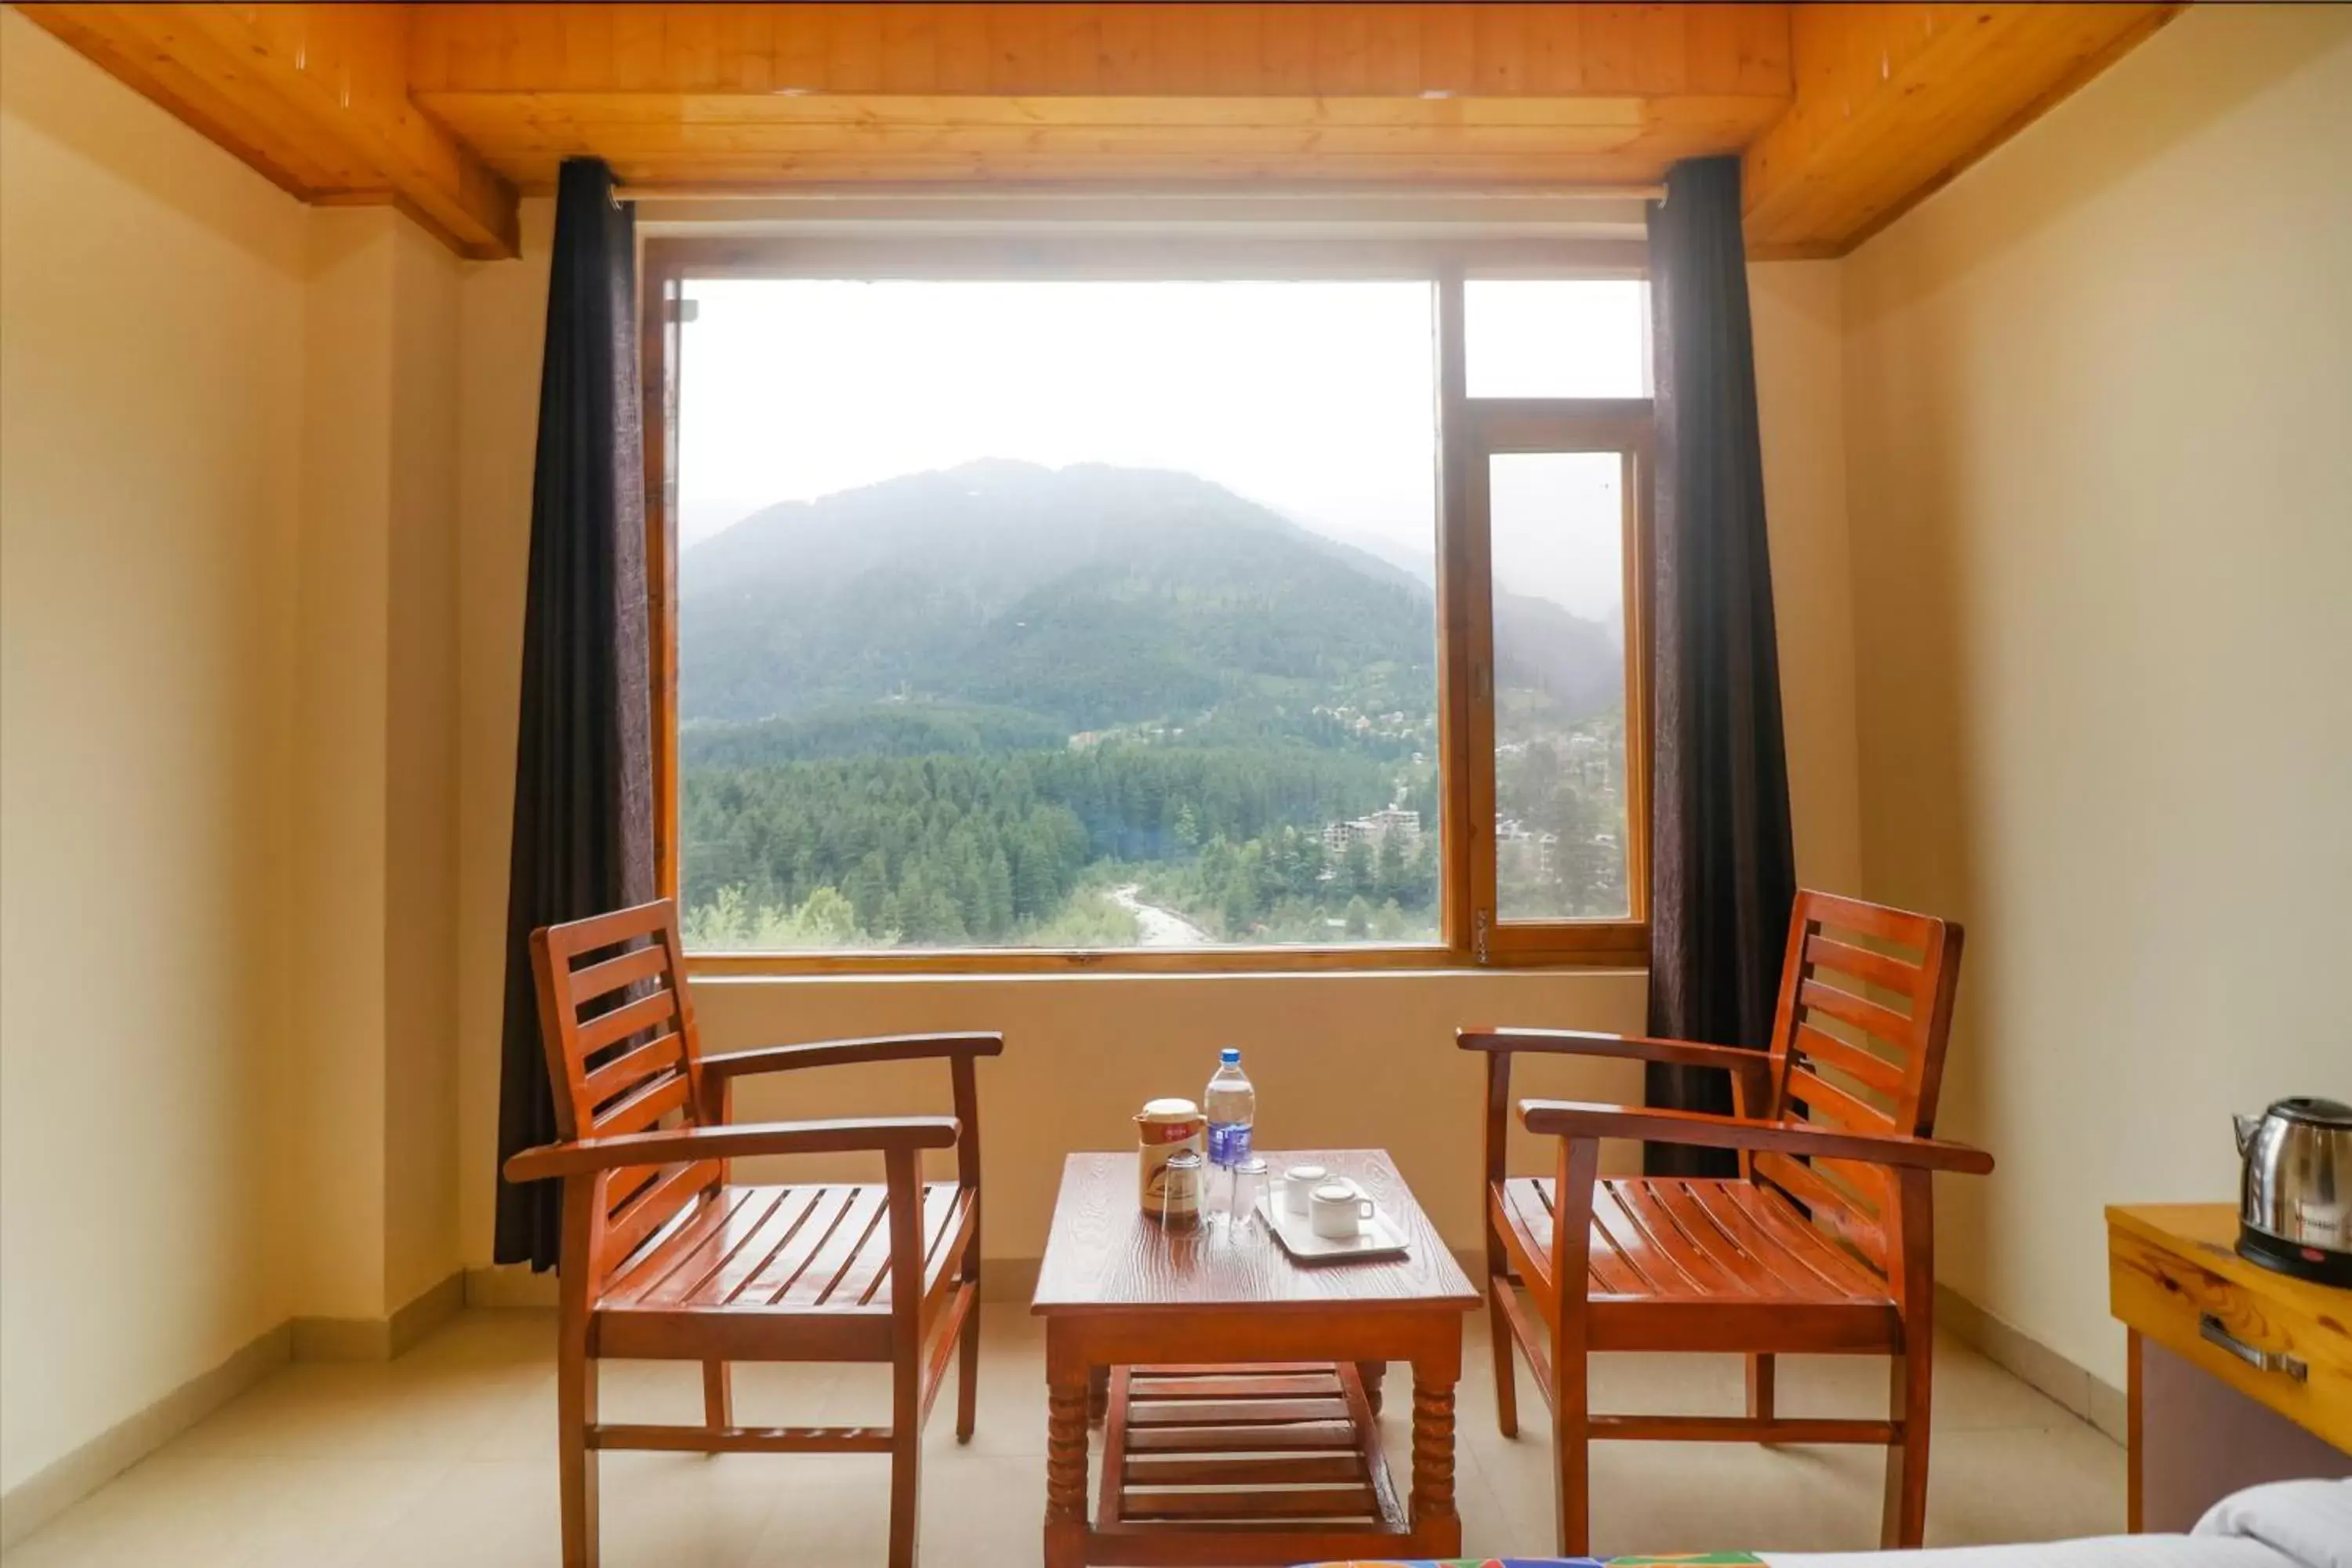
[2107,1203,2352,1530]
[1033,1149,1479,1568]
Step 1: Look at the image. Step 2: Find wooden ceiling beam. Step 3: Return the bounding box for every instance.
[16,2,519,260]
[19,4,2184,260]
[406,5,1794,101]
[397,3,1791,197]
[1741,2,2180,258]
[412,89,1793,191]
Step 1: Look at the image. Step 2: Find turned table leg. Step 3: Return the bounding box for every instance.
[1410,1369,1461,1556]
[1046,1370,1091,1568]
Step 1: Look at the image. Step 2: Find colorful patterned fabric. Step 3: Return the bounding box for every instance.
[1301,1556,1766,1567]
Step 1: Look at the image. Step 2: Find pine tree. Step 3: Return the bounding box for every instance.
[982,848,1015,938]
[1011,829,1056,921]
[845,850,890,931]
[1375,830,1407,903]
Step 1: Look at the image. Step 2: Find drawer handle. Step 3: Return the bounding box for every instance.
[2199,1314,2308,1381]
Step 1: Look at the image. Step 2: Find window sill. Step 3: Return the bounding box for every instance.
[684,935,1647,982]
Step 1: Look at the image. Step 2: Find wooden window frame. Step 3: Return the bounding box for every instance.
[642,234,1651,976]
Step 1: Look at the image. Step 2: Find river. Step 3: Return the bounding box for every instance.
[1109,884,1214,946]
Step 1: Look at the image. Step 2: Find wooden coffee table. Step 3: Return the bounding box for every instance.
[1032,1149,1479,1567]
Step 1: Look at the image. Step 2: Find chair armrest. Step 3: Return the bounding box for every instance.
[502,1116,961,1184]
[701,1033,1005,1081]
[1517,1099,1994,1176]
[1460,1027,1772,1085]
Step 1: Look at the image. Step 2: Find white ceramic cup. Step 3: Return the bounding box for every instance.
[1283,1163,1330,1215]
[1308,1179,1376,1240]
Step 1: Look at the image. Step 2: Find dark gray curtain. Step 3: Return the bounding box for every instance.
[494,158,654,1269]
[1642,157,1798,1178]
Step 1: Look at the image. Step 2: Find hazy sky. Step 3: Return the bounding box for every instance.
[677,278,1644,619]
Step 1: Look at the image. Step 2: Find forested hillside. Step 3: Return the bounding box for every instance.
[677,462,1619,949]
[681,461,1436,732]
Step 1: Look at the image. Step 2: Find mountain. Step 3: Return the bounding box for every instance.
[678,460,1618,745]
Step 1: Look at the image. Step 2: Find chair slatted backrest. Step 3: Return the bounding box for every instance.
[1749,890,1965,1276]
[532,898,719,1287]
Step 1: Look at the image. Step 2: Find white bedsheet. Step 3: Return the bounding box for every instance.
[1759,1479,2352,1568]
[2194,1481,2352,1568]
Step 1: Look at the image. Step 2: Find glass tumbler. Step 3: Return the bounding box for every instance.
[1228,1156,1269,1229]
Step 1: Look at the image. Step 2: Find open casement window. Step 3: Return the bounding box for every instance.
[643,238,1650,974]
[1442,274,1653,970]
[1456,407,1651,966]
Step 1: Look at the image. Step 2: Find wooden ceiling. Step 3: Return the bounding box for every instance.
[16,3,2179,262]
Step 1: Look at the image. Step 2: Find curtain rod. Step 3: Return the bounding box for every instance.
[615,182,1664,205]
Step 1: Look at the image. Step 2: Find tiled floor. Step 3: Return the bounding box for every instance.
[3,1308,2122,1565]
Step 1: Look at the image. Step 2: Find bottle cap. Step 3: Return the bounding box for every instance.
[1221,1047,1241,1064]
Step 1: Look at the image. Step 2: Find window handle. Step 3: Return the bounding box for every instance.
[2199,1314,2307,1381]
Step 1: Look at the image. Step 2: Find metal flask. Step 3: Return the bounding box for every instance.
[2233,1095,2352,1287]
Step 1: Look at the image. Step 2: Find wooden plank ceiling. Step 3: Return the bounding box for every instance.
[16,3,2179,262]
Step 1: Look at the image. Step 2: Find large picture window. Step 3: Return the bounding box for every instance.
[645,239,1649,971]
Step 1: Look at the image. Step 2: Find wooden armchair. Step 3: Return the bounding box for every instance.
[502,898,1002,1568]
[1461,890,1992,1555]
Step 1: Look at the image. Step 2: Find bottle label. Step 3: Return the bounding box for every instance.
[1208,1122,1253,1168]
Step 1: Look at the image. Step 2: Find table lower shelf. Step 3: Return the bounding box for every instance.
[1090,1361,1414,1565]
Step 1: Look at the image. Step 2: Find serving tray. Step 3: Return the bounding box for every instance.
[1258,1197,1411,1263]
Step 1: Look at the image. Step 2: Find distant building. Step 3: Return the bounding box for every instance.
[1323,806,1423,859]
[1494,818,1559,880]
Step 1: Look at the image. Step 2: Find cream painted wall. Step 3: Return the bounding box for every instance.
[0,9,304,1494]
[447,216,1866,1269]
[455,201,552,1272]
[288,209,397,1320]
[382,216,466,1313]
[1750,261,1862,898]
[1841,3,2352,1387]
[2,16,469,1490]
[287,206,470,1320]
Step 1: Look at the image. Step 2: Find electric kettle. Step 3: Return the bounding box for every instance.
[2232,1096,2352,1287]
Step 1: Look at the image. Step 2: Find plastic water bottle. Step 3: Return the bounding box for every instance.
[1204,1047,1256,1172]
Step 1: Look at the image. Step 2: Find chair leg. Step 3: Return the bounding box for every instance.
[1551,1323,1592,1557]
[558,1349,599,1568]
[1486,1221,1519,1439]
[1486,1283,1519,1438]
[1881,1347,1933,1548]
[702,1360,732,1431]
[956,1287,981,1443]
[889,1356,924,1568]
[1747,1352,1776,1424]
